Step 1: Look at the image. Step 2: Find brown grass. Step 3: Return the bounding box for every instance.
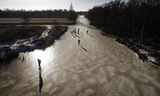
[0,26,46,43]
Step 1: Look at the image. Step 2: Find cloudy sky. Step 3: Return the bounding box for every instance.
[0,0,111,11]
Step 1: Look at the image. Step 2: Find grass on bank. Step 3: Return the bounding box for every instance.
[0,25,46,43]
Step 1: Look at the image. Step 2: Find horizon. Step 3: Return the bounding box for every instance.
[0,0,111,11]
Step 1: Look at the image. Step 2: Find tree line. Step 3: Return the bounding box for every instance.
[86,0,160,46]
[0,9,78,21]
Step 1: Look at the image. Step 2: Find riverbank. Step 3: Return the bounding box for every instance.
[101,32,160,66]
[116,38,160,65]
[0,25,68,62]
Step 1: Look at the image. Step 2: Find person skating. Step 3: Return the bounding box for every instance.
[87,30,88,34]
[78,39,80,45]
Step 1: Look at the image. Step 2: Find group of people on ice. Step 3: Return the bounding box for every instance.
[71,28,88,45]
[71,28,89,46]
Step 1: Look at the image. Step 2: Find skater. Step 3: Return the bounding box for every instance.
[78,39,80,45]
[87,30,88,34]
[74,28,76,33]
[78,28,80,34]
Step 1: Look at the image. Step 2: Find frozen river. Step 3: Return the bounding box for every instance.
[0,16,160,96]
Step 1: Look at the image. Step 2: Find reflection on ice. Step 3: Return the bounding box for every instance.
[28,46,56,68]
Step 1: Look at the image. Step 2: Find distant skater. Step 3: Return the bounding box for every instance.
[87,30,88,34]
[74,28,76,33]
[78,28,80,34]
[78,39,80,45]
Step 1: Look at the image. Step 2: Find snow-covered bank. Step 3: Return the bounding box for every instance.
[0,25,68,62]
[116,38,160,65]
